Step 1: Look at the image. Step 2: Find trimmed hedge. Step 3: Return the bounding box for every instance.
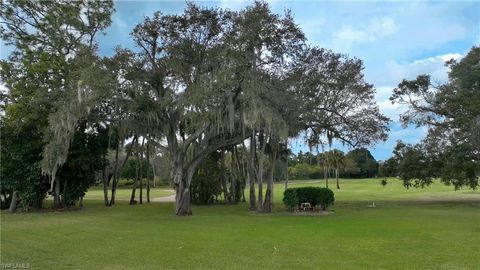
[282,188,299,211]
[283,187,335,211]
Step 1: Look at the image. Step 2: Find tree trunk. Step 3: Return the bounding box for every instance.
[257,132,266,212]
[130,149,140,205]
[146,143,151,203]
[173,167,192,215]
[336,168,340,189]
[171,151,192,216]
[103,128,111,206]
[325,166,329,188]
[139,163,143,205]
[129,180,137,205]
[8,191,19,213]
[62,177,68,208]
[231,149,238,204]
[285,145,289,190]
[79,196,84,208]
[257,160,263,212]
[110,136,137,206]
[234,145,246,203]
[110,142,120,206]
[102,173,109,206]
[263,142,276,213]
[152,161,157,188]
[170,131,247,215]
[53,178,60,208]
[220,151,229,203]
[139,137,145,204]
[139,172,143,204]
[248,135,256,210]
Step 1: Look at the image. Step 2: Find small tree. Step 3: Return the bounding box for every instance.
[326,150,345,189]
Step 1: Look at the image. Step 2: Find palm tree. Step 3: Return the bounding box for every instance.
[317,152,329,188]
[325,150,345,189]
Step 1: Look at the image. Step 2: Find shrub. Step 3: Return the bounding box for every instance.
[282,187,335,211]
[295,186,320,206]
[381,179,388,186]
[282,188,299,211]
[190,152,222,204]
[316,187,335,210]
[117,178,135,187]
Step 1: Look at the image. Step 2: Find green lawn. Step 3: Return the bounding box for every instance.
[1,178,479,269]
[83,187,174,201]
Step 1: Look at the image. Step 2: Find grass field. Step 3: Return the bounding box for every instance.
[83,187,175,201]
[1,178,479,269]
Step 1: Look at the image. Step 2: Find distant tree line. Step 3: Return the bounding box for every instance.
[288,148,379,180]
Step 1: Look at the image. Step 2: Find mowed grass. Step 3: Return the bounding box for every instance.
[1,178,479,270]
[83,187,174,201]
[283,178,480,202]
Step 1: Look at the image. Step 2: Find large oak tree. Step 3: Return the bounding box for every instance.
[40,2,388,215]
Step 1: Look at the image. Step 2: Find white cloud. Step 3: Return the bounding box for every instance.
[298,19,326,37]
[371,53,462,122]
[333,17,398,46]
[113,15,128,29]
[219,0,252,11]
[386,53,462,84]
[377,99,404,120]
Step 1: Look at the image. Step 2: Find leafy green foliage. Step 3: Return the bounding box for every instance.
[2,1,389,215]
[285,187,335,210]
[288,148,378,180]
[378,157,398,178]
[381,179,388,186]
[392,142,434,189]
[390,46,480,189]
[288,163,323,180]
[56,125,109,206]
[294,151,318,165]
[282,188,299,211]
[122,159,153,180]
[190,153,223,205]
[0,110,48,209]
[296,48,390,148]
[0,0,114,209]
[1,0,114,45]
[345,148,379,178]
[316,188,335,210]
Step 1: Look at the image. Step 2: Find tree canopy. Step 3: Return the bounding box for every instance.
[390,46,479,189]
[0,0,114,210]
[2,1,389,215]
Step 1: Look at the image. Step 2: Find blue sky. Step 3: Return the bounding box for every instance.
[2,1,479,160]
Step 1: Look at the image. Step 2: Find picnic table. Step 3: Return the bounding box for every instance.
[299,202,314,211]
